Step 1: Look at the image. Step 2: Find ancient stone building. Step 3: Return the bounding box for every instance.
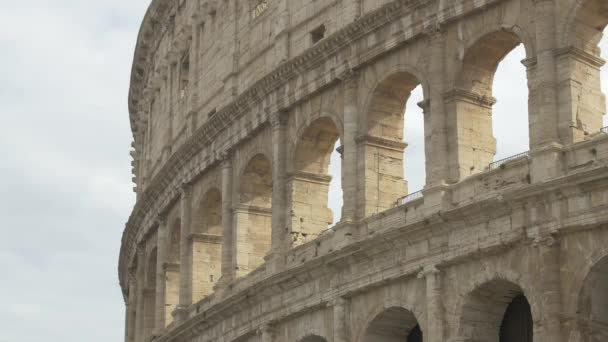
[119,0,608,341]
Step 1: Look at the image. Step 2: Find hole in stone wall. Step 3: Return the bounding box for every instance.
[311,24,326,45]
[492,44,529,161]
[403,85,425,193]
[327,140,343,227]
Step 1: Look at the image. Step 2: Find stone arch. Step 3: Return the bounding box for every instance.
[359,68,428,216]
[447,27,533,179]
[576,254,608,341]
[359,305,423,342]
[456,277,535,342]
[234,153,273,276]
[191,187,223,300]
[564,0,608,53]
[558,0,607,143]
[287,116,341,246]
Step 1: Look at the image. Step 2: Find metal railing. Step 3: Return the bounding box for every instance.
[601,126,608,134]
[396,190,424,206]
[488,151,530,171]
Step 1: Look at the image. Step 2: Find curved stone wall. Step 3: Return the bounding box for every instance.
[120,0,608,341]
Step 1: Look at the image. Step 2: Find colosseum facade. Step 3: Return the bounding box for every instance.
[119,0,608,341]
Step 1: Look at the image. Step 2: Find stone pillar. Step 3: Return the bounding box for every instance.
[174,184,193,323]
[418,265,444,342]
[134,247,145,342]
[126,272,137,342]
[426,27,449,187]
[333,297,349,342]
[342,71,358,223]
[154,216,168,332]
[531,0,559,148]
[273,0,290,63]
[270,112,288,257]
[537,234,563,342]
[217,153,234,286]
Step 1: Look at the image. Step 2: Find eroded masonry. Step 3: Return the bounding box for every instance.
[119,0,608,341]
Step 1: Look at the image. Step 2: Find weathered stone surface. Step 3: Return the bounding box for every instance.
[120,0,608,341]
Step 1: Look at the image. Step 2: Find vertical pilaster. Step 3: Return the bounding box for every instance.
[274,0,290,63]
[342,71,359,223]
[154,216,168,332]
[270,112,288,257]
[418,265,444,342]
[333,297,349,342]
[426,27,449,187]
[134,247,145,342]
[126,272,137,342]
[217,153,234,286]
[174,184,193,323]
[531,0,560,148]
[537,234,563,342]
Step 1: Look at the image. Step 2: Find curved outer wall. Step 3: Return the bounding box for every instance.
[121,0,608,342]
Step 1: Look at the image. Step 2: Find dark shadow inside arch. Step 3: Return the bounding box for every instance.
[578,255,608,341]
[363,306,422,342]
[300,335,328,342]
[460,279,533,342]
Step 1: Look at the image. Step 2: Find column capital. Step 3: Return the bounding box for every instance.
[339,68,360,86]
[533,233,560,248]
[180,182,193,199]
[270,111,288,129]
[331,296,349,308]
[417,264,441,279]
[156,213,168,226]
[219,150,233,167]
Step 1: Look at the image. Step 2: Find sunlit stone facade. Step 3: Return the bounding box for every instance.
[119,0,608,341]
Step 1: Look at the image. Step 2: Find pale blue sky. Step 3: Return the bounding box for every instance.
[0,2,606,341]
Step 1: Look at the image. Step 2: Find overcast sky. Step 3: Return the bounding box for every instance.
[0,2,606,341]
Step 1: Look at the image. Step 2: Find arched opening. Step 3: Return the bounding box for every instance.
[450,29,529,179]
[459,279,533,342]
[235,153,272,276]
[363,307,423,342]
[560,0,608,142]
[300,335,328,342]
[361,71,426,215]
[328,141,343,227]
[164,219,181,325]
[403,85,426,194]
[191,188,223,301]
[289,117,341,245]
[492,45,529,161]
[577,255,608,341]
[144,250,157,340]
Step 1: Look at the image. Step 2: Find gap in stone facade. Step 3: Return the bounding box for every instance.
[327,140,342,227]
[403,85,425,193]
[492,44,529,161]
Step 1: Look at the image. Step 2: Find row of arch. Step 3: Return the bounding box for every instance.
[292,252,608,342]
[129,1,608,340]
